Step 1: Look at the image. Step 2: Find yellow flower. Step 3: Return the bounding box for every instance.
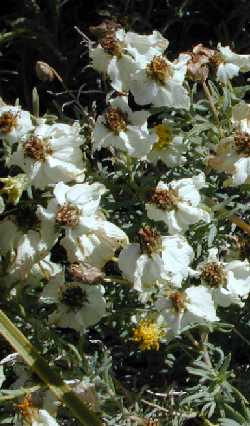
[0,174,28,205]
[154,123,172,150]
[132,319,163,351]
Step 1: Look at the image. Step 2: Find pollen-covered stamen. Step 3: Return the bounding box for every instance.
[132,319,163,351]
[138,226,161,255]
[0,111,18,134]
[154,123,173,150]
[56,204,80,227]
[210,51,225,67]
[24,136,52,161]
[16,395,38,422]
[147,55,173,84]
[151,188,179,211]
[61,285,88,309]
[234,131,250,156]
[100,33,123,57]
[201,262,226,287]
[169,291,187,313]
[104,107,128,134]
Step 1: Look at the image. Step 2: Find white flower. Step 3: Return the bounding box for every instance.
[129,54,190,109]
[2,254,63,288]
[198,247,250,307]
[155,286,218,335]
[93,96,156,158]
[147,122,187,167]
[38,182,128,267]
[146,173,211,234]
[90,28,168,92]
[9,123,85,189]
[40,273,106,332]
[125,30,168,63]
[0,214,57,280]
[118,226,195,299]
[0,105,33,143]
[215,43,250,84]
[209,105,250,186]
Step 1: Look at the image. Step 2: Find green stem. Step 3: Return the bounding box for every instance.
[0,309,101,426]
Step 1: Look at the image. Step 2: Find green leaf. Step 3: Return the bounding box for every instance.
[0,309,101,426]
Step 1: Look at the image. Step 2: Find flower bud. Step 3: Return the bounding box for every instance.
[0,174,28,205]
[35,61,62,83]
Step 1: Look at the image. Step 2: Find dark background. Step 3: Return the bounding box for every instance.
[0,0,250,114]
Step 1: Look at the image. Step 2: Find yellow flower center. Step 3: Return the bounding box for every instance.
[146,56,173,84]
[154,123,173,150]
[24,136,52,161]
[16,395,38,423]
[56,204,80,227]
[150,188,179,211]
[132,319,163,351]
[210,51,225,67]
[0,174,27,205]
[201,262,226,288]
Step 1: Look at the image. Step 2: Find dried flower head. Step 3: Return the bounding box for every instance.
[138,226,161,255]
[100,33,123,57]
[169,291,187,313]
[89,20,122,39]
[234,130,250,156]
[104,106,128,134]
[0,111,18,134]
[68,263,104,284]
[201,262,226,287]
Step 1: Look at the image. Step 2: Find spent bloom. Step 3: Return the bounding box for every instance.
[9,122,85,189]
[146,173,211,234]
[147,121,188,167]
[0,105,33,143]
[93,96,156,158]
[198,247,250,307]
[118,226,195,298]
[155,286,218,335]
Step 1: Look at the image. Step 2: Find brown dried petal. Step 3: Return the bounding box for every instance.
[68,263,104,284]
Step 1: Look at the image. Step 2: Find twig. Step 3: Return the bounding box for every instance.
[202,81,220,125]
[141,398,170,414]
[230,215,250,236]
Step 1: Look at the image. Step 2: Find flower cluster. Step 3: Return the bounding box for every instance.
[1,22,250,426]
